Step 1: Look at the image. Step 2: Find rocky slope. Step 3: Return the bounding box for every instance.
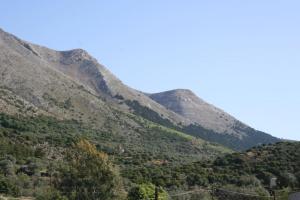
[149,89,280,150]
[0,27,186,126]
[149,89,239,135]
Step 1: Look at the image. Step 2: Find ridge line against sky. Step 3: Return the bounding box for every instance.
[0,0,299,140]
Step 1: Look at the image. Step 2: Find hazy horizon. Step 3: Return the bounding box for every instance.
[1,1,299,140]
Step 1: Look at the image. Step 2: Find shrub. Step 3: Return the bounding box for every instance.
[128,183,169,200]
[55,139,126,200]
[0,176,20,197]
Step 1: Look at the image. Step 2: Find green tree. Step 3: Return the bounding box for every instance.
[56,139,125,200]
[0,175,20,197]
[0,159,15,176]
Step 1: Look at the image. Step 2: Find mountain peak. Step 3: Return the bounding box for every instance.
[165,89,193,93]
[149,89,239,134]
[150,89,203,106]
[60,48,95,63]
[160,89,196,96]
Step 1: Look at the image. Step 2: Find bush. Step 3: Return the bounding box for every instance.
[0,176,20,197]
[0,160,14,176]
[128,183,169,200]
[55,139,126,200]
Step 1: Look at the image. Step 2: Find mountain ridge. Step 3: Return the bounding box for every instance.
[0,27,280,150]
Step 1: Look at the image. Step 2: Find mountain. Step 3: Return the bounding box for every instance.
[0,27,187,126]
[149,89,280,150]
[0,27,229,160]
[0,27,279,151]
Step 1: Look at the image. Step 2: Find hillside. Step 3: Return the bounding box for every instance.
[149,89,280,150]
[149,89,237,134]
[0,28,297,200]
[124,142,300,199]
[214,142,300,188]
[0,112,231,198]
[1,113,297,199]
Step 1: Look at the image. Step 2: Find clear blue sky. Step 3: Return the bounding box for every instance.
[1,1,299,140]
